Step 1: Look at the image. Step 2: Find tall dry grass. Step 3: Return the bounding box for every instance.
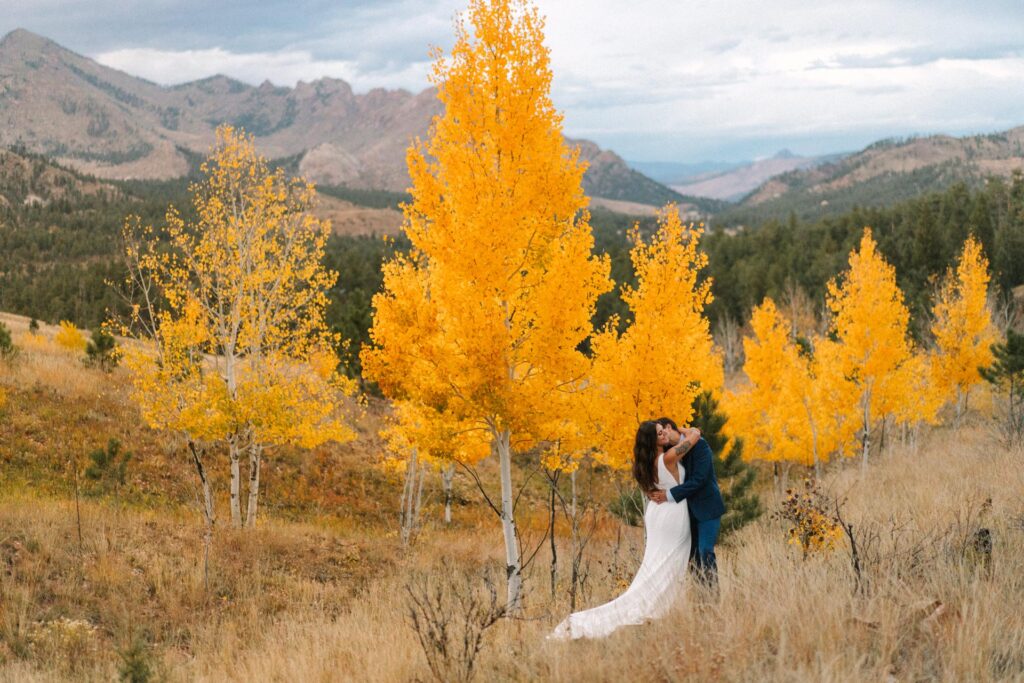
[1,423,1019,681]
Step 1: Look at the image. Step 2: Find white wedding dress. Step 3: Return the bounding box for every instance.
[549,453,692,640]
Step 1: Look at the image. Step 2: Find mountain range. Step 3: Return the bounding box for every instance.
[669,150,837,202]
[717,128,1024,224]
[0,28,689,211]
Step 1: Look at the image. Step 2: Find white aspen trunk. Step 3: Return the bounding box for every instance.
[569,469,582,611]
[400,448,417,546]
[188,440,215,591]
[494,429,523,613]
[229,437,242,528]
[400,449,426,546]
[803,398,821,479]
[955,387,967,427]
[244,442,263,528]
[860,392,872,474]
[442,464,455,525]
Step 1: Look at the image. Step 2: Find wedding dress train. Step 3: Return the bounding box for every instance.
[549,454,691,640]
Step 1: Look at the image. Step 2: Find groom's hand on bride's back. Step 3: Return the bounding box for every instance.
[647,489,668,504]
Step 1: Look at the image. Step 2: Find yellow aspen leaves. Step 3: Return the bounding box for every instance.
[362,0,611,611]
[55,321,86,352]
[725,299,857,470]
[588,206,723,470]
[118,125,357,527]
[930,235,997,417]
[826,229,915,465]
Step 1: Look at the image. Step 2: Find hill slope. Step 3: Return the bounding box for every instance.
[721,129,1024,223]
[0,29,682,208]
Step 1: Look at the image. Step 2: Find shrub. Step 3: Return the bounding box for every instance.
[85,439,132,492]
[0,321,15,359]
[774,478,843,557]
[55,321,86,352]
[85,327,118,371]
[117,639,156,683]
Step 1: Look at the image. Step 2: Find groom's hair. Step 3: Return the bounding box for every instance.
[655,417,678,431]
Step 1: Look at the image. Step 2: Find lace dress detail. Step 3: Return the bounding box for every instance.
[549,454,691,640]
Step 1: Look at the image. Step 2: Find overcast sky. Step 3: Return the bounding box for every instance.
[4,0,1023,162]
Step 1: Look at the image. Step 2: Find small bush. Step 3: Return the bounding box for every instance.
[85,439,132,492]
[0,321,15,359]
[405,561,506,683]
[55,321,87,352]
[28,318,39,333]
[117,639,156,683]
[774,479,843,557]
[85,327,118,371]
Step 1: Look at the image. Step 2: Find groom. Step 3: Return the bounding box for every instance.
[649,417,726,590]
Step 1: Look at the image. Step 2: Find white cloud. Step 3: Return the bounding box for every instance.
[63,0,1024,161]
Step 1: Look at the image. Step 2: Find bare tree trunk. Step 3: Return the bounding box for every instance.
[188,440,216,591]
[229,437,242,528]
[493,429,523,614]
[955,387,968,427]
[569,469,582,610]
[548,471,558,599]
[400,449,427,546]
[72,457,83,552]
[860,393,871,474]
[244,442,263,528]
[441,463,455,525]
[803,398,821,479]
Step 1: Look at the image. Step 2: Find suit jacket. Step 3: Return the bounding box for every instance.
[668,437,725,522]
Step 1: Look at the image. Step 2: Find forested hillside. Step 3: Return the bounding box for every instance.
[1,151,1022,375]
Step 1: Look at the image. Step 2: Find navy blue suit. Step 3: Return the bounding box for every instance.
[667,438,724,584]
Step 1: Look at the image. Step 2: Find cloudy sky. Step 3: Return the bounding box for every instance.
[4,0,1023,162]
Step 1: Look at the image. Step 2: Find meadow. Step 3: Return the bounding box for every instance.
[0,313,1021,682]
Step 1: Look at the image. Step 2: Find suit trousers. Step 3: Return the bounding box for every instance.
[689,516,720,588]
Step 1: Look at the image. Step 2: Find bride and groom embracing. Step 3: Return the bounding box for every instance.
[549,417,725,640]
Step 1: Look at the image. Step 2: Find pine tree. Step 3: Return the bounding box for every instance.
[0,321,14,358]
[85,327,118,371]
[690,391,761,537]
[980,329,1024,446]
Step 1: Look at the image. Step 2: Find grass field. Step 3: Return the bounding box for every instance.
[0,312,1022,681]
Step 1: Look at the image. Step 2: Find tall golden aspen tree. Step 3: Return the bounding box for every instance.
[119,126,357,530]
[726,299,856,476]
[588,206,723,469]
[931,235,997,421]
[827,229,913,469]
[362,0,611,611]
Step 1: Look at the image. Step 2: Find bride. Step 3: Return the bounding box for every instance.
[549,420,698,640]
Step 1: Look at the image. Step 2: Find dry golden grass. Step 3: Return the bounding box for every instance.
[1,318,1022,680]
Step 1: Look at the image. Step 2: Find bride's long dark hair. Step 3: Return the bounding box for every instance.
[632,420,659,492]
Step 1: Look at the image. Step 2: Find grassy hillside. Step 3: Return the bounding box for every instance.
[0,313,1022,681]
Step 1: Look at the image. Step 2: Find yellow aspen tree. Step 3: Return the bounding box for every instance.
[361,0,611,611]
[588,206,723,470]
[723,299,804,468]
[725,300,857,478]
[803,337,860,468]
[383,399,489,544]
[118,125,357,530]
[827,228,914,470]
[884,351,942,445]
[931,235,997,421]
